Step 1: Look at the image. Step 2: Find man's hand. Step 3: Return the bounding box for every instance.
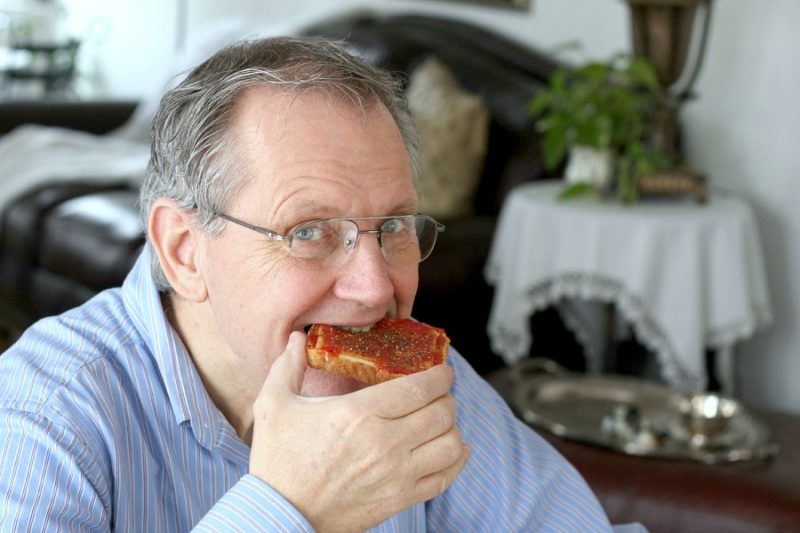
[249,331,470,532]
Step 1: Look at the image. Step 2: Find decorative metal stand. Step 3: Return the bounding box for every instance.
[623,0,714,201]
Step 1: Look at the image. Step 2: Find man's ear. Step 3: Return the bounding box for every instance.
[148,198,208,302]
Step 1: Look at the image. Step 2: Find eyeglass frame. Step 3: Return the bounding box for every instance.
[214,212,446,263]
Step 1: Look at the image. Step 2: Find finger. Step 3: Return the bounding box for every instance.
[358,363,453,419]
[410,426,464,480]
[397,394,457,448]
[261,331,308,397]
[414,441,471,501]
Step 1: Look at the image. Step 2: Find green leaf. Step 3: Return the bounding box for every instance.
[550,69,568,93]
[558,182,595,200]
[542,133,568,171]
[528,92,552,116]
[628,57,661,91]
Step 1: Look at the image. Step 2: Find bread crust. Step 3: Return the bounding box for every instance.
[306,348,399,384]
[306,319,449,385]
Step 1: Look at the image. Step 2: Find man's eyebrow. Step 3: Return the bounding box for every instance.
[391,201,419,214]
[274,196,333,218]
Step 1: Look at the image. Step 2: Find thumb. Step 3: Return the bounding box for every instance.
[263,331,308,397]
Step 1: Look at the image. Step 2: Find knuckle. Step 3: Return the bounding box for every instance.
[404,378,427,404]
[443,395,457,419]
[433,399,454,432]
[444,431,463,463]
[429,425,461,461]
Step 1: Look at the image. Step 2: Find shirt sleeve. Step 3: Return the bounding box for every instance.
[0,409,110,531]
[425,351,616,532]
[0,410,315,533]
[192,475,315,533]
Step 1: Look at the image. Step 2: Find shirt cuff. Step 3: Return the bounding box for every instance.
[193,474,315,532]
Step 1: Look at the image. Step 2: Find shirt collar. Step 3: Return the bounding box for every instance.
[122,247,229,451]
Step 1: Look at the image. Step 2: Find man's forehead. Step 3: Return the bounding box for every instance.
[229,87,395,155]
[262,174,418,217]
[233,84,377,119]
[226,85,414,213]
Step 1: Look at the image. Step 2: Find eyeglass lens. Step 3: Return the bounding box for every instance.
[289,216,439,263]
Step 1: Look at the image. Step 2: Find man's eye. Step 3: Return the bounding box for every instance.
[381,218,408,234]
[293,225,326,241]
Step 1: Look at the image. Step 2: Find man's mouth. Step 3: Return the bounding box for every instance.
[336,324,375,333]
[301,321,380,334]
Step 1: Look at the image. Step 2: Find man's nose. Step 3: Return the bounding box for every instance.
[332,234,394,307]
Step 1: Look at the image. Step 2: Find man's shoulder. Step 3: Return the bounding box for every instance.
[447,348,504,405]
[0,288,148,415]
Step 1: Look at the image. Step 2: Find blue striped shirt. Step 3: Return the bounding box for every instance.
[0,250,632,531]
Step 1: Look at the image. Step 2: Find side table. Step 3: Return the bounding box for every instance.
[485,182,772,393]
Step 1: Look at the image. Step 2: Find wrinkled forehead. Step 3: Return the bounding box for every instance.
[230,84,404,158]
[223,86,417,219]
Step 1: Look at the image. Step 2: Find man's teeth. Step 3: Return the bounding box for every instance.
[337,324,374,333]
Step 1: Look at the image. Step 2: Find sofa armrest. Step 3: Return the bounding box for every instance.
[0,99,138,135]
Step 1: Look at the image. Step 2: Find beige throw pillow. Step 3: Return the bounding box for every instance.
[407,56,489,219]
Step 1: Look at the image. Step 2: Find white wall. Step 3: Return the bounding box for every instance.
[61,0,175,97]
[63,0,630,97]
[62,0,800,414]
[682,1,800,414]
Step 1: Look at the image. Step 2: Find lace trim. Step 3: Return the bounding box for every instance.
[488,272,771,393]
[707,307,773,348]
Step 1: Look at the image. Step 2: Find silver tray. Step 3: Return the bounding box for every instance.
[511,359,778,463]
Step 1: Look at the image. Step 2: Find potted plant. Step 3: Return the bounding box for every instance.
[528,52,670,203]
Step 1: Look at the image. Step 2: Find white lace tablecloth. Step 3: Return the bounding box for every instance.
[485,182,773,393]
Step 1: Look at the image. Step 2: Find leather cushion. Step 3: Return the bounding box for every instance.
[408,56,489,219]
[39,190,143,290]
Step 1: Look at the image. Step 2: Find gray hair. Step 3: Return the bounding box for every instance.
[139,36,420,291]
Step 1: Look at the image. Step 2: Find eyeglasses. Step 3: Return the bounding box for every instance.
[216,213,445,267]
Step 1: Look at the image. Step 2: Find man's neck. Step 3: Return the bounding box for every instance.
[163,293,258,444]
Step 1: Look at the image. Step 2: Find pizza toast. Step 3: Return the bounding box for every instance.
[306,318,450,384]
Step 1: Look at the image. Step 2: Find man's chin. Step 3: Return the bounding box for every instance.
[300,367,368,396]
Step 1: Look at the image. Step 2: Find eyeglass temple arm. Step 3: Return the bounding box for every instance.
[216,213,290,242]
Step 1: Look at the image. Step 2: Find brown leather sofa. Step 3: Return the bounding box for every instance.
[1,12,799,532]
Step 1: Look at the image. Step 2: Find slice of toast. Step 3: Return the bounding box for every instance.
[306,318,450,385]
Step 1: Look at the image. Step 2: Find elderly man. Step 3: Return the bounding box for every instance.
[0,37,635,531]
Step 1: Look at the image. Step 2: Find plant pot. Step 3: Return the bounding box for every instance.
[564,145,614,189]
